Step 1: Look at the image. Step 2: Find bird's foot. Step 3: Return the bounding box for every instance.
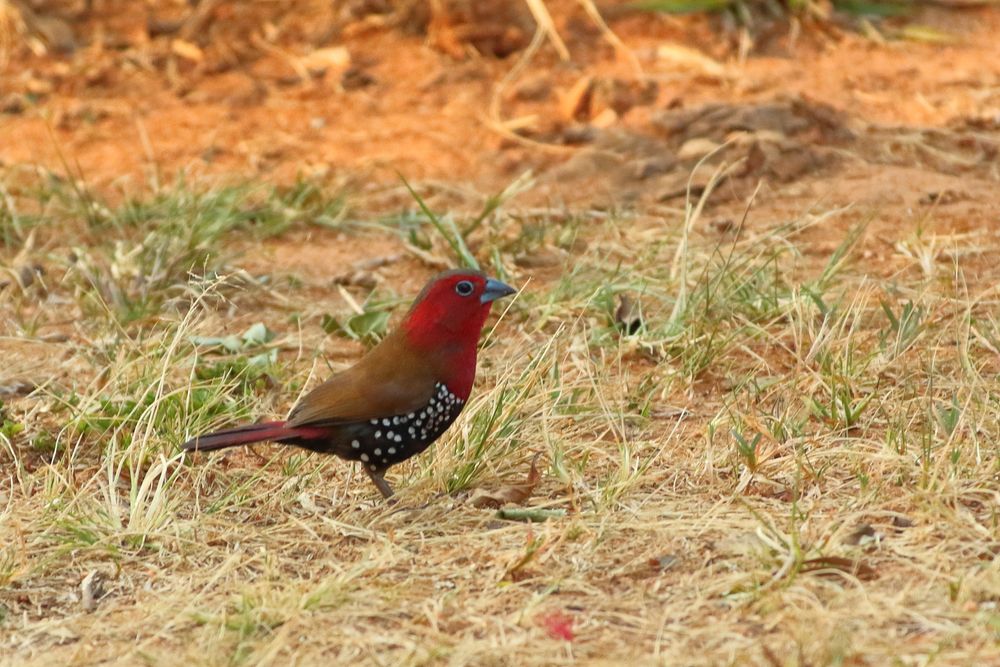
[364,467,395,501]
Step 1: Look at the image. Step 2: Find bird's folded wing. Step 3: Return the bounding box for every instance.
[286,348,436,427]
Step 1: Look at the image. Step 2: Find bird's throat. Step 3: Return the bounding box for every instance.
[396,328,476,399]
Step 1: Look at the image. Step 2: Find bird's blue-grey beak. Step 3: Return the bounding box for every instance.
[481,277,517,304]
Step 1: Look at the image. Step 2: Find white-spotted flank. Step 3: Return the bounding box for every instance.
[347,382,464,470]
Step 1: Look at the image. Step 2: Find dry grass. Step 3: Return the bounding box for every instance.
[1,165,999,667]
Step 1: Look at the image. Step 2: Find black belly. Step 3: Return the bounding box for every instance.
[294,382,466,473]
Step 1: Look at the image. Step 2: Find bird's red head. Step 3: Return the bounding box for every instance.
[401,269,516,395]
[402,269,516,347]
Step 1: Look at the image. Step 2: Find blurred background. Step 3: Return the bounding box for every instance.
[1,0,998,205]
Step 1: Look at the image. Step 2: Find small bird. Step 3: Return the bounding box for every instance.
[182,269,517,499]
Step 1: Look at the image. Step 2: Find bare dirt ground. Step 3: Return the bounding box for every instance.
[1,1,1000,665]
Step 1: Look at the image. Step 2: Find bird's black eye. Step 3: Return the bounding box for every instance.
[454,280,474,297]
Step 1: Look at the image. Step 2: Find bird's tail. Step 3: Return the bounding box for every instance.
[182,421,305,453]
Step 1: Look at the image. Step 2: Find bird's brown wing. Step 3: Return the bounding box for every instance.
[286,333,438,427]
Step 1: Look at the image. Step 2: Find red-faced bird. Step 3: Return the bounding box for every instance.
[182,269,517,498]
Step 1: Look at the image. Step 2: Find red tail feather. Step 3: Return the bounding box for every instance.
[183,421,305,452]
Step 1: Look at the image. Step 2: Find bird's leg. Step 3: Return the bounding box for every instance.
[364,467,395,500]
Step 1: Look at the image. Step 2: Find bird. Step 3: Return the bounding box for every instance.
[182,269,517,499]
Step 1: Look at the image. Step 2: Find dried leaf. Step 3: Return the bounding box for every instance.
[471,454,541,509]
